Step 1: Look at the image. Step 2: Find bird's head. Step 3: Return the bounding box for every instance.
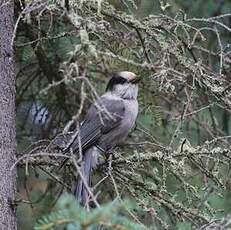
[106,71,140,99]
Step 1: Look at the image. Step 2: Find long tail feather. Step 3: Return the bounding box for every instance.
[74,147,99,206]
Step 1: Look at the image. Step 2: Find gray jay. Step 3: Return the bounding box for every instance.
[62,71,139,206]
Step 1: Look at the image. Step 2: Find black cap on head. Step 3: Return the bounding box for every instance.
[106,73,128,91]
[106,71,138,91]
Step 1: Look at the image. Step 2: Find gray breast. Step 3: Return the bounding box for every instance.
[98,99,138,152]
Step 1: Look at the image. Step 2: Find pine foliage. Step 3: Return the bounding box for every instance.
[35,194,146,230]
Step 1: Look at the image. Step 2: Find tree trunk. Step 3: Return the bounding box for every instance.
[0,0,17,229]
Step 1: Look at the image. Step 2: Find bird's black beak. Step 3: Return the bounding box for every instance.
[130,77,141,84]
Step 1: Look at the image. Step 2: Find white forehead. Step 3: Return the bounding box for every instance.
[118,71,136,81]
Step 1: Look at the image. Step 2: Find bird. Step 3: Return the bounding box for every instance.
[60,71,140,206]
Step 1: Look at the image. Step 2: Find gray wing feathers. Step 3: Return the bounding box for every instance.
[67,97,125,153]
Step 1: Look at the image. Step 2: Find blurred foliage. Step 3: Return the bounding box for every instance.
[35,194,145,230]
[14,0,231,229]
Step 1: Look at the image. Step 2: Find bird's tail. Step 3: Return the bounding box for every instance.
[74,147,99,206]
